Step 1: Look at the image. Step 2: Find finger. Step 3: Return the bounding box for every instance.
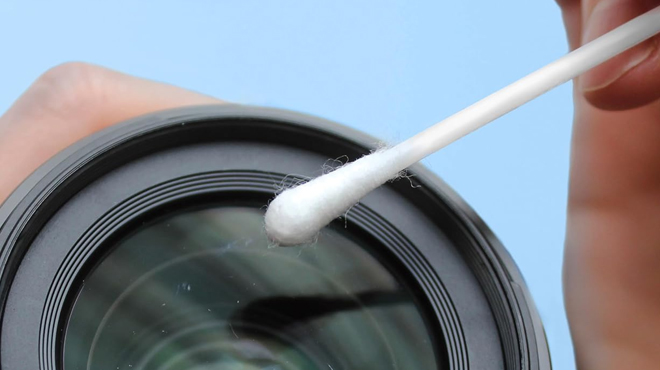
[566,46,660,370]
[565,98,660,369]
[556,0,584,51]
[561,2,660,368]
[578,0,660,110]
[0,62,223,202]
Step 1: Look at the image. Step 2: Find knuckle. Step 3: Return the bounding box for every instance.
[32,62,107,113]
[555,0,579,9]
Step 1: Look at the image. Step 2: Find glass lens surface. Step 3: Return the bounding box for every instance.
[64,206,440,370]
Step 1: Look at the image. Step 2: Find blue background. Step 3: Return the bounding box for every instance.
[0,1,574,368]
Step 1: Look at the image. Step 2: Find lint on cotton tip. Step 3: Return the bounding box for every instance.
[265,6,660,246]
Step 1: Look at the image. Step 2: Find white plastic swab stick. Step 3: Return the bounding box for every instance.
[265,6,660,245]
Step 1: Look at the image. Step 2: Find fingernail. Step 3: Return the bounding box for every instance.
[582,0,654,91]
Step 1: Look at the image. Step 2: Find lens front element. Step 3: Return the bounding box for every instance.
[64,206,438,370]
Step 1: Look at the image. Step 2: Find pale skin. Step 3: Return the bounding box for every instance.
[1,0,659,368]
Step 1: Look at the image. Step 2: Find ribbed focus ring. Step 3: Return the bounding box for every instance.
[40,171,466,370]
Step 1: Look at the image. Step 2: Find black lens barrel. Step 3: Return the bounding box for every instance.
[0,105,550,370]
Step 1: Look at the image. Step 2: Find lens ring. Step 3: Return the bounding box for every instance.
[49,172,456,369]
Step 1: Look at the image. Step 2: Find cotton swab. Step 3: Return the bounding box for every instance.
[265,6,660,246]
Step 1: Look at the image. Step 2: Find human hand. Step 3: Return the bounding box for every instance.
[557,0,660,369]
[0,62,222,202]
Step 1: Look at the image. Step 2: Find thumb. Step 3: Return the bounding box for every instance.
[579,0,660,110]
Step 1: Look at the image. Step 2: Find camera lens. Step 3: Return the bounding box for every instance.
[0,105,550,370]
[63,206,437,370]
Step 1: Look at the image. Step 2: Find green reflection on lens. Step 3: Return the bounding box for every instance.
[64,206,439,370]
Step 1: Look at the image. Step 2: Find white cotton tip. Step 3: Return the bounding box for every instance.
[265,148,409,245]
